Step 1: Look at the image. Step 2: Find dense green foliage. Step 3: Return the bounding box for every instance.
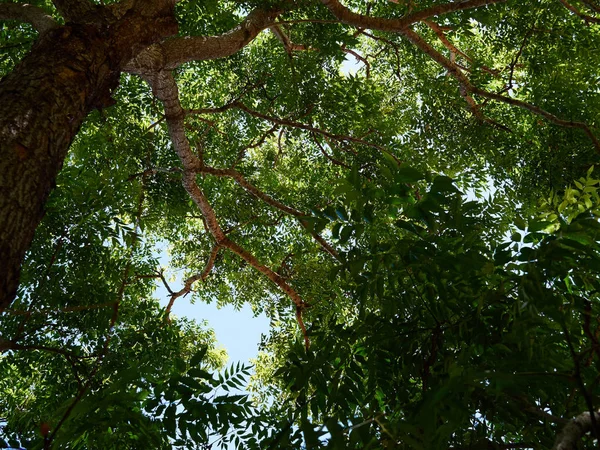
[2,0,600,448]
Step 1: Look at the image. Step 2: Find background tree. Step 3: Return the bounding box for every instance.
[1,0,599,448]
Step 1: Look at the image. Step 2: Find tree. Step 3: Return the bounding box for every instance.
[1,0,599,448]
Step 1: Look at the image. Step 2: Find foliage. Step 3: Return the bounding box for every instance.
[257,164,600,449]
[2,0,600,448]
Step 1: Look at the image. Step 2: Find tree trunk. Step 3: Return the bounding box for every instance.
[0,3,177,311]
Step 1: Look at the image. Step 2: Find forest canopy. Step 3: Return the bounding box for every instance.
[1,0,600,448]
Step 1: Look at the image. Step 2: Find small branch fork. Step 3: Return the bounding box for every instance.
[401,28,600,152]
[162,244,220,322]
[186,101,401,163]
[193,163,340,260]
[188,101,381,150]
[270,24,371,76]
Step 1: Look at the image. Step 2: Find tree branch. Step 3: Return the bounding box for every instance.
[557,0,600,23]
[197,164,340,260]
[184,173,311,349]
[320,0,507,33]
[423,20,499,77]
[187,101,399,162]
[401,28,600,152]
[162,7,282,68]
[270,25,310,55]
[144,69,311,348]
[126,8,282,73]
[313,135,352,168]
[164,245,220,322]
[0,3,57,34]
[553,410,600,450]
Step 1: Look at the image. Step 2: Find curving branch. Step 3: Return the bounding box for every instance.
[271,25,310,54]
[557,0,600,23]
[184,173,311,349]
[320,0,507,33]
[187,101,399,162]
[313,136,351,168]
[144,69,311,348]
[162,8,281,68]
[197,164,340,260]
[0,3,57,34]
[164,245,220,322]
[423,20,499,77]
[318,0,596,145]
[553,410,600,450]
[401,29,600,151]
[343,47,371,77]
[126,8,282,73]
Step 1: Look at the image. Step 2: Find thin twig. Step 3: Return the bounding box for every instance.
[164,245,220,322]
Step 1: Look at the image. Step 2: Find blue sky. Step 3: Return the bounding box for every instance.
[157,285,270,366]
[154,253,270,449]
[154,244,270,367]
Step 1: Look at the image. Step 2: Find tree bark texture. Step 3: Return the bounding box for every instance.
[0,3,177,311]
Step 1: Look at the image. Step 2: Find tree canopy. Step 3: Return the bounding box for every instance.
[1,0,600,448]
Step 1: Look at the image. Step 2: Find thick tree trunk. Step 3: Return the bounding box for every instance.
[0,3,177,311]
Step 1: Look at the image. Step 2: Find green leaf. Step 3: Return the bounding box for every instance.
[395,167,426,183]
[190,346,208,367]
[431,175,458,193]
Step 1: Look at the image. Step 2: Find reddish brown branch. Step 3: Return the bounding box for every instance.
[146,70,312,345]
[270,25,310,54]
[320,0,507,33]
[183,175,311,342]
[188,101,400,162]
[313,135,351,168]
[296,305,310,350]
[558,0,600,23]
[197,164,340,260]
[126,8,283,73]
[234,124,278,166]
[342,48,371,77]
[164,245,220,322]
[424,20,499,77]
[402,29,600,152]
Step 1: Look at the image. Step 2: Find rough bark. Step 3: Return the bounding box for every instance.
[0,3,57,34]
[553,410,600,450]
[0,3,178,312]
